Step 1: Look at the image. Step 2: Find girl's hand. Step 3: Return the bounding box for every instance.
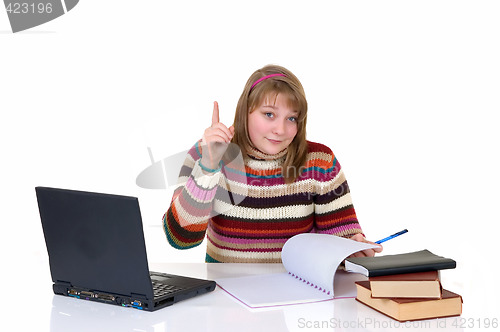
[201,101,235,170]
[348,233,383,258]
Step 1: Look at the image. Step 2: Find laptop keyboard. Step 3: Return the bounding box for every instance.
[150,272,185,298]
[152,281,183,298]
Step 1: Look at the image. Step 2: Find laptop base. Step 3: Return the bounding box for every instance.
[53,273,216,311]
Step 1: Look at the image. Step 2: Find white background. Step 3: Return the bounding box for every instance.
[1,0,499,326]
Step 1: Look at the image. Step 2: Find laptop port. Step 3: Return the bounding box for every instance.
[80,291,94,298]
[95,293,115,301]
[68,289,80,298]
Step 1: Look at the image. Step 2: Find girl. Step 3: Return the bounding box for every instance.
[163,65,382,263]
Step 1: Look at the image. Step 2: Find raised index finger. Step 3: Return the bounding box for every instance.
[212,101,220,126]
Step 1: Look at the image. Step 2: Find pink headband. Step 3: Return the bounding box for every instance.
[250,73,286,91]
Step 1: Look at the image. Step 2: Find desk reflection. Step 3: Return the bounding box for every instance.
[50,296,159,332]
[49,290,290,332]
[49,263,465,332]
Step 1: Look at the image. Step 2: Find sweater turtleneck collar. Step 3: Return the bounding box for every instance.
[246,145,288,161]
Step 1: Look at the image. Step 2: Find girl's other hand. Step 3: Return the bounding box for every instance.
[348,233,383,258]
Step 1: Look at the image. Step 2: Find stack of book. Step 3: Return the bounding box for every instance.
[345,250,463,322]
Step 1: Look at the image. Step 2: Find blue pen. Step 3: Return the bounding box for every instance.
[375,229,408,244]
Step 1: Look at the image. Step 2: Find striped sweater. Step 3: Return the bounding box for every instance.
[163,140,363,263]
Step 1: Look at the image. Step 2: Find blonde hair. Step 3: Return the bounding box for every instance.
[231,65,308,184]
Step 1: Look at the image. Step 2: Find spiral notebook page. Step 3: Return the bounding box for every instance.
[281,233,379,294]
[216,270,368,309]
[215,234,378,308]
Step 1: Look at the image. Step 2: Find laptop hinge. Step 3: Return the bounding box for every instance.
[56,280,72,286]
[54,280,72,295]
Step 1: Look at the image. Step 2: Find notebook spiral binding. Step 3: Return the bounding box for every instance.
[289,272,331,295]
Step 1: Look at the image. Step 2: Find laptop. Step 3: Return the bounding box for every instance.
[35,186,216,312]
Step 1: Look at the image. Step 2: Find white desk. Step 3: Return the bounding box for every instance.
[7,262,493,332]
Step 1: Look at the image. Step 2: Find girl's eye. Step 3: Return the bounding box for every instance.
[288,117,298,122]
[265,112,274,118]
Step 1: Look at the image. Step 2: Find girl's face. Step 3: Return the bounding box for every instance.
[247,93,298,155]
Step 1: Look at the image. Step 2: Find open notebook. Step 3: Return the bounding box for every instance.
[216,234,378,308]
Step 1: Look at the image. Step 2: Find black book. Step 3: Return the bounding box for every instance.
[345,250,456,277]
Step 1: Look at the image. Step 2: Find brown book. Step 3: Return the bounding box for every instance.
[369,271,442,298]
[355,281,462,322]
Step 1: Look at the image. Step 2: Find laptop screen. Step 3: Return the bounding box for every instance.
[36,187,155,299]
